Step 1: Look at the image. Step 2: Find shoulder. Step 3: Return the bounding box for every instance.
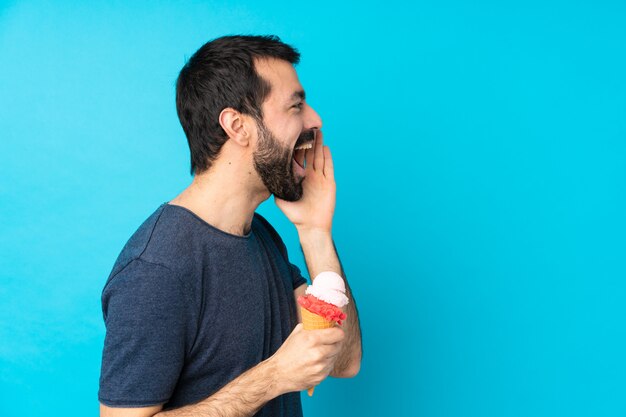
[108,204,169,278]
[104,204,204,299]
[101,257,192,320]
[103,257,181,297]
[109,203,206,278]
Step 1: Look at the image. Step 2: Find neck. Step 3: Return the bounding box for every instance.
[169,157,270,237]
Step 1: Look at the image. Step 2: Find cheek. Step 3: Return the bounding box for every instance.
[267,115,304,145]
[286,120,305,141]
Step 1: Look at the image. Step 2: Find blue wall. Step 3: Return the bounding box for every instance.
[1,1,624,416]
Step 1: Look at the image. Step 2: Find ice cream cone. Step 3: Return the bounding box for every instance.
[297,272,349,398]
[300,306,335,396]
[300,306,335,330]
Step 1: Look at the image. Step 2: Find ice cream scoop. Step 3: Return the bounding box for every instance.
[305,271,349,308]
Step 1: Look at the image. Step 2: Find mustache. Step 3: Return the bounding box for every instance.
[294,130,316,148]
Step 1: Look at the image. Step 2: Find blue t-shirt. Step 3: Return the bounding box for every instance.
[98,202,307,415]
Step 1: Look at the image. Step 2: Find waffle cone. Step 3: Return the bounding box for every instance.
[300,306,336,396]
[300,306,335,330]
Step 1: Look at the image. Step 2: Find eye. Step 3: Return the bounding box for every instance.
[292,102,304,110]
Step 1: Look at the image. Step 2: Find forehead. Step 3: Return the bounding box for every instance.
[254,57,303,105]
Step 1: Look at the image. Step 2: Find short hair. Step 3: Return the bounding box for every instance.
[175,35,300,175]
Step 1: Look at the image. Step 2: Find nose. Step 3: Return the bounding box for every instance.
[303,102,323,131]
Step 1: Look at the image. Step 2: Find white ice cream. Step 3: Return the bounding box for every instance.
[305,271,349,307]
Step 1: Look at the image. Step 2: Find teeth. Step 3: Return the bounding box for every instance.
[294,142,313,150]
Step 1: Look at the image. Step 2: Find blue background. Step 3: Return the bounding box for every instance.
[1,1,625,416]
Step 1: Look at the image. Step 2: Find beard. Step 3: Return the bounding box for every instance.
[252,119,314,202]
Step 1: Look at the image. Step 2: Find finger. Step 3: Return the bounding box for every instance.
[319,344,343,359]
[316,327,345,345]
[313,129,324,172]
[322,145,334,180]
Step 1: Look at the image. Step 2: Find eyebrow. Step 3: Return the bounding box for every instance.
[289,90,306,103]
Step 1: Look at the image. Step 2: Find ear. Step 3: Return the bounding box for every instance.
[219,108,251,147]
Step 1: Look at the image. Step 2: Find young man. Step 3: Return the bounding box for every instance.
[99,35,362,417]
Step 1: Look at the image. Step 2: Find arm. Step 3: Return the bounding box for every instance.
[274,129,362,379]
[297,228,362,378]
[157,358,279,417]
[100,359,277,417]
[101,325,346,417]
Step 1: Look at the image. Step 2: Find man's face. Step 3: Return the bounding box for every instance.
[251,58,322,201]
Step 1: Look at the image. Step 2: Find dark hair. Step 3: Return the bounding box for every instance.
[175,35,300,175]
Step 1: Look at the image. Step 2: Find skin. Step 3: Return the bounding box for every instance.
[101,57,362,417]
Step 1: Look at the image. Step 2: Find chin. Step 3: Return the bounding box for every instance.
[274,184,303,202]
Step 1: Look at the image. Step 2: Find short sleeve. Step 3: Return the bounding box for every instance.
[98,259,190,407]
[288,260,308,290]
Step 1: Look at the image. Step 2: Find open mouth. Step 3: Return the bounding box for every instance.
[292,129,316,176]
[294,141,314,151]
[292,141,312,175]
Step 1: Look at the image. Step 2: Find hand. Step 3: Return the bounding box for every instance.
[275,130,336,234]
[268,323,345,394]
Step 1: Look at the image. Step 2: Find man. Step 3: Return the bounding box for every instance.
[99,35,362,417]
